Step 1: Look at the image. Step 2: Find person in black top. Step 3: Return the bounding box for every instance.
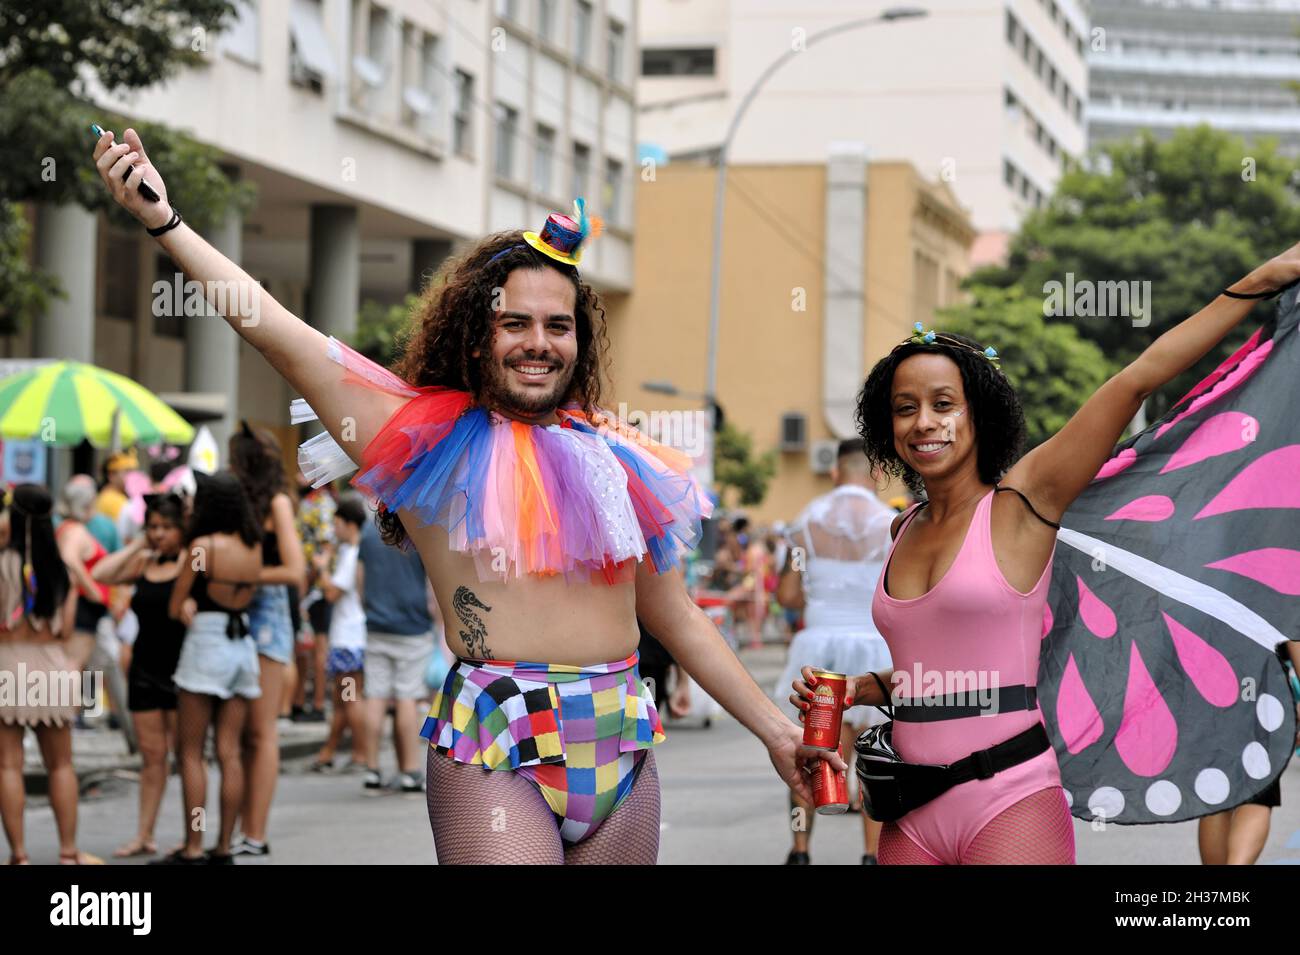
[92,493,188,858]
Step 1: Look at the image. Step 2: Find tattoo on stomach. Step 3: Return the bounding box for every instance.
[452,586,492,658]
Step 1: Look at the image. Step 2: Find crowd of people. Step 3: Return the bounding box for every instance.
[0,426,445,865]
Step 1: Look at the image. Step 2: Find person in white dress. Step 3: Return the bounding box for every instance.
[776,439,897,865]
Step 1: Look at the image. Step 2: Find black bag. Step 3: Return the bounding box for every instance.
[853,673,1051,823]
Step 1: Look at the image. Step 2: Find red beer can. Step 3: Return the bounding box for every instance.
[802,669,847,750]
[811,759,849,815]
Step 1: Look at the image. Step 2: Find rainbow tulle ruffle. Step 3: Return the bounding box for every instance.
[292,339,713,584]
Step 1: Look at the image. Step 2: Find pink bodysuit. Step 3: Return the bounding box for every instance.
[871,487,1070,864]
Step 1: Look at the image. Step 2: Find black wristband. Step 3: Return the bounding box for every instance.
[146,206,182,237]
[1222,275,1300,300]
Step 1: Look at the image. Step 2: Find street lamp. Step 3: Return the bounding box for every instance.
[704,7,929,402]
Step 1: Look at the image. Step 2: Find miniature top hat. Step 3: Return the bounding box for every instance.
[523,198,603,266]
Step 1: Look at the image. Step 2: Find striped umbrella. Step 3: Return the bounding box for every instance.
[0,361,195,448]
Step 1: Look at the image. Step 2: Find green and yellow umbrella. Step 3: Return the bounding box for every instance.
[0,361,195,448]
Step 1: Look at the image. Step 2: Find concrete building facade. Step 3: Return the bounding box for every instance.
[606,156,974,524]
[1088,0,1300,153]
[9,0,637,466]
[637,0,1089,239]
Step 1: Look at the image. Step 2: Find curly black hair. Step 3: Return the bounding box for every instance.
[187,471,262,548]
[854,333,1025,496]
[378,230,611,549]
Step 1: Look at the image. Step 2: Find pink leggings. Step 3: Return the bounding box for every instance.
[878,787,1075,865]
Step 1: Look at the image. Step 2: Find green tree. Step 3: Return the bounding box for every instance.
[714,421,776,508]
[0,2,253,335]
[938,286,1113,449]
[351,296,420,366]
[971,125,1300,416]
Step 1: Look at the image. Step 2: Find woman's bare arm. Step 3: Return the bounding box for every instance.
[261,494,308,590]
[169,541,200,621]
[1008,248,1300,519]
[91,128,407,461]
[57,526,104,603]
[92,535,151,585]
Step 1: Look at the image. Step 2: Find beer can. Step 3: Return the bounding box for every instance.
[811,759,849,815]
[802,669,847,750]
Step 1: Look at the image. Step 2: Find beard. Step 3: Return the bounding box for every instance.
[480,353,578,417]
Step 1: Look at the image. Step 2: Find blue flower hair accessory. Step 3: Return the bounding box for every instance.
[902,323,1001,368]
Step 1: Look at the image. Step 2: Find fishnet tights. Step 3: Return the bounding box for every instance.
[425,748,661,864]
[878,787,1075,865]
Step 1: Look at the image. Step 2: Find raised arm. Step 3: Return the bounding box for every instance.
[91,127,407,460]
[92,534,151,585]
[1008,246,1300,519]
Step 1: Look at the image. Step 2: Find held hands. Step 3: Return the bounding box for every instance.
[766,721,846,804]
[91,128,172,230]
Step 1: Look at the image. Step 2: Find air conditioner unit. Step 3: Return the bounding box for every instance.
[780,412,807,452]
[809,440,838,475]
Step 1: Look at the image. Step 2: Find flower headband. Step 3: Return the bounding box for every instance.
[488,198,603,267]
[898,322,1000,367]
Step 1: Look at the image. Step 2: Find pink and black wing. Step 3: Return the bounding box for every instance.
[1040,288,1299,825]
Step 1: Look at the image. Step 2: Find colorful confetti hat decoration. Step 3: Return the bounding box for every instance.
[523,198,602,266]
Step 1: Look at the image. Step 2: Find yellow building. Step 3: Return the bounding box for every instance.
[606,154,974,525]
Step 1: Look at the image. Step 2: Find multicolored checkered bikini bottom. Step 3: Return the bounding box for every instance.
[420,651,666,844]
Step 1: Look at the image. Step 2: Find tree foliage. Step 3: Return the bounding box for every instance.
[969,125,1300,416]
[714,421,776,508]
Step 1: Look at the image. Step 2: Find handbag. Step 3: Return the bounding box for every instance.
[853,672,1051,823]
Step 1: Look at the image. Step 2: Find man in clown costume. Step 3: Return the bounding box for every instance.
[93,126,837,864]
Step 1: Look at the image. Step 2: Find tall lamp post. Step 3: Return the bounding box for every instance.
[704,7,929,404]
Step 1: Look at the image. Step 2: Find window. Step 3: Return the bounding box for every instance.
[453,69,474,155]
[1003,159,1016,188]
[571,141,591,200]
[607,19,625,83]
[603,157,623,225]
[641,47,715,76]
[533,124,556,195]
[351,2,389,106]
[401,27,439,135]
[220,0,260,64]
[494,103,518,180]
[574,0,593,66]
[152,255,184,338]
[289,0,336,92]
[496,0,517,20]
[538,0,555,42]
[1005,10,1017,45]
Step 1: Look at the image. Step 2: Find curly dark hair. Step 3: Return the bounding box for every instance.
[394,230,610,406]
[854,333,1025,496]
[377,230,611,549]
[188,471,261,548]
[228,423,288,527]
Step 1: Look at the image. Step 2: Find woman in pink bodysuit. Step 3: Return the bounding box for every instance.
[793,244,1300,864]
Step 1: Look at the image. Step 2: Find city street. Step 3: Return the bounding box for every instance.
[16,646,1300,865]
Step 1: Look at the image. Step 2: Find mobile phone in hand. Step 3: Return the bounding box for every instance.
[90,123,161,202]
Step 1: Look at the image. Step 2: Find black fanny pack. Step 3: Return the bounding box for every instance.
[852,673,1051,823]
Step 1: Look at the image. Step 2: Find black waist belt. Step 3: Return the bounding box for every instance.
[944,721,1050,786]
[893,684,1037,723]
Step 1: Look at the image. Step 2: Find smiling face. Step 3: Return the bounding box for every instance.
[889,352,978,487]
[476,266,579,421]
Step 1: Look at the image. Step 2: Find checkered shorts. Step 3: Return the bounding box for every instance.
[421,652,665,844]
